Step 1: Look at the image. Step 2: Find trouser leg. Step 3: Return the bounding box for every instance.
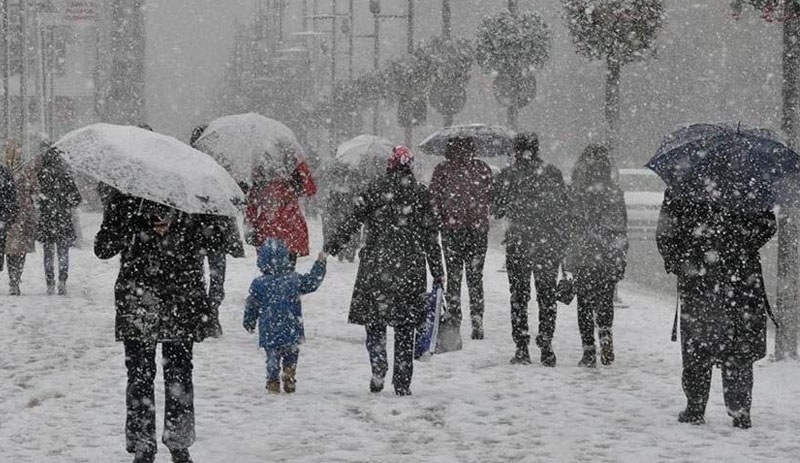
[162,341,195,451]
[124,340,157,456]
[42,242,55,285]
[441,230,465,323]
[56,241,69,282]
[532,257,559,342]
[681,354,713,416]
[576,285,597,347]
[392,324,415,390]
[7,254,25,286]
[506,240,532,347]
[722,358,754,418]
[265,348,281,381]
[464,229,488,323]
[365,323,388,380]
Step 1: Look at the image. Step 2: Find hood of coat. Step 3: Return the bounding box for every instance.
[257,238,293,276]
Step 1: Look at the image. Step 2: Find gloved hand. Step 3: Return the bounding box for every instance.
[433,276,445,289]
[243,322,256,334]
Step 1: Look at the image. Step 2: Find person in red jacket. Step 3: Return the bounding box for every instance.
[245,146,317,268]
[429,136,493,344]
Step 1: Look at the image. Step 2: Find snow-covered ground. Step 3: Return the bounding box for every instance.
[2,213,800,463]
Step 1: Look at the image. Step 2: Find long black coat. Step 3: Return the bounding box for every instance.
[492,160,570,261]
[0,165,17,270]
[94,193,217,343]
[656,191,775,364]
[565,184,628,281]
[36,155,81,244]
[324,169,444,327]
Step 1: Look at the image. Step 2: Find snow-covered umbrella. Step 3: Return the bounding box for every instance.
[334,134,394,180]
[193,112,303,184]
[53,123,244,216]
[418,124,516,158]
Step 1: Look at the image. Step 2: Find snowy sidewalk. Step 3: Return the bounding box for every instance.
[2,215,800,463]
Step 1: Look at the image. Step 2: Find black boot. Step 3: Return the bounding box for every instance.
[678,409,706,425]
[369,375,384,393]
[536,335,557,367]
[471,315,484,340]
[732,414,752,429]
[132,449,156,463]
[577,345,597,368]
[510,343,531,365]
[170,448,193,463]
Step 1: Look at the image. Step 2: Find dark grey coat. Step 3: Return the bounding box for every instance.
[36,153,81,244]
[94,192,218,343]
[656,191,775,364]
[324,169,444,327]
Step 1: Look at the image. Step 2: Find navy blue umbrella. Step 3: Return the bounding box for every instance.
[418,124,516,158]
[646,123,800,211]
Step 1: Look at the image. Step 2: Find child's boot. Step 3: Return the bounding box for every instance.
[599,328,614,365]
[282,365,296,393]
[266,379,280,394]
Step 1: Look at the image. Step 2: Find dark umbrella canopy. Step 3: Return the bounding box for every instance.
[418,124,515,158]
[646,123,800,211]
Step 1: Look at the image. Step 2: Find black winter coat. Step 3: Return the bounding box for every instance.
[565,184,628,281]
[324,169,444,327]
[0,165,17,270]
[492,160,570,260]
[197,215,245,258]
[656,191,775,364]
[36,158,81,244]
[94,193,218,343]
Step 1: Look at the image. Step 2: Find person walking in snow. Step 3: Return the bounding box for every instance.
[324,145,444,396]
[190,125,245,335]
[656,189,775,429]
[245,144,317,269]
[95,189,223,463]
[36,148,81,295]
[4,140,39,296]
[492,132,570,366]
[243,238,327,394]
[429,136,493,344]
[0,158,17,274]
[564,145,628,368]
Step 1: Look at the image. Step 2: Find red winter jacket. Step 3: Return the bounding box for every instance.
[246,162,317,256]
[429,156,493,231]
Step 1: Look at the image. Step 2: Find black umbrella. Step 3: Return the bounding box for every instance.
[418,124,515,158]
[646,123,800,211]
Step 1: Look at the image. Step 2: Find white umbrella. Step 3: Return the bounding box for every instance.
[418,124,516,158]
[335,135,394,168]
[53,123,244,216]
[193,112,303,183]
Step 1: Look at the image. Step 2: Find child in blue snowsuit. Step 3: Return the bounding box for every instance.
[244,238,327,393]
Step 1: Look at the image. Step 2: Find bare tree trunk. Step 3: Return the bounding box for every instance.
[404,125,412,148]
[507,105,518,130]
[1,0,8,140]
[107,0,146,125]
[444,113,453,127]
[442,0,451,40]
[775,0,800,360]
[605,56,621,170]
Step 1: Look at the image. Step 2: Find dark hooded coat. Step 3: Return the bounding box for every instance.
[656,190,775,364]
[36,151,81,244]
[324,168,444,327]
[429,151,493,231]
[0,165,17,267]
[94,192,219,343]
[492,160,570,261]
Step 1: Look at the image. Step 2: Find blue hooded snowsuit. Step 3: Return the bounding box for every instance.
[243,238,326,349]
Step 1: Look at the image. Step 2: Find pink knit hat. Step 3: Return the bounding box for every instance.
[388,145,414,170]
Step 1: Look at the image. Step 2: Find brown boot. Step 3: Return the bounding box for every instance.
[266,380,280,394]
[282,366,296,393]
[599,329,615,365]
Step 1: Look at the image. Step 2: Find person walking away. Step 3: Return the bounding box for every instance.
[324,146,444,396]
[36,148,81,295]
[245,145,317,268]
[492,132,570,366]
[95,188,223,463]
[0,159,18,274]
[656,190,774,429]
[243,238,326,393]
[429,136,493,343]
[322,164,361,262]
[4,141,39,296]
[190,125,245,334]
[564,145,628,367]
